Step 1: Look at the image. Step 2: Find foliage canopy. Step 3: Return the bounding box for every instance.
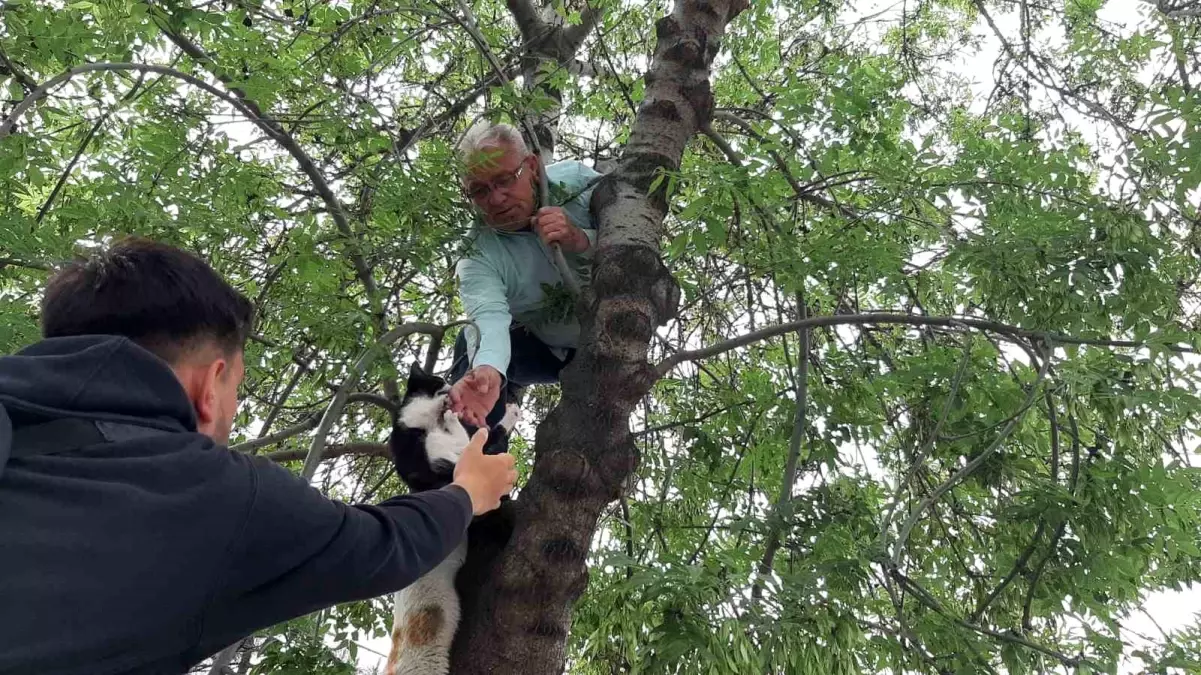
[1,0,1200,673]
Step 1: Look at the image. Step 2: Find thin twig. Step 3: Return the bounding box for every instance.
[230,415,320,453]
[892,352,1052,567]
[892,571,1095,669]
[750,298,809,606]
[0,257,53,271]
[1022,407,1081,632]
[878,342,973,539]
[36,72,152,224]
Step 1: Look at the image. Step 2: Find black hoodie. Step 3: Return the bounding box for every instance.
[0,335,473,675]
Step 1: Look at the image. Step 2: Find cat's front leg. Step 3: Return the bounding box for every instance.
[498,403,521,434]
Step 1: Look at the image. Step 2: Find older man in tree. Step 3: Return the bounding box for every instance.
[448,122,602,428]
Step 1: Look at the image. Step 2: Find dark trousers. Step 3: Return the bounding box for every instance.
[450,326,574,427]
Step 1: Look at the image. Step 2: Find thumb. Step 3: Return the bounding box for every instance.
[461,428,489,458]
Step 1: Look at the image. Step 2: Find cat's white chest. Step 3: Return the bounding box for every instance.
[398,393,471,466]
[425,411,470,465]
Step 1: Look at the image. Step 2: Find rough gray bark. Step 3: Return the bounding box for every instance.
[447,0,748,672]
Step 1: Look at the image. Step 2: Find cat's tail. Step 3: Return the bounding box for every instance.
[385,540,468,675]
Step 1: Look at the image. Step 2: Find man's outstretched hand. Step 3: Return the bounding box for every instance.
[452,429,517,515]
[448,365,503,427]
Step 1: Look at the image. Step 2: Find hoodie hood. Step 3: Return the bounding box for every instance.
[0,336,198,459]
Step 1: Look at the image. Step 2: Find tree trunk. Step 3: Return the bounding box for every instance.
[449,0,747,671]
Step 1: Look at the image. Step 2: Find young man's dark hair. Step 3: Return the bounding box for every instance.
[41,236,254,362]
[0,238,516,675]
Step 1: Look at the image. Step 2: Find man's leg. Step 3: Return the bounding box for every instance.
[488,327,569,426]
[505,326,570,388]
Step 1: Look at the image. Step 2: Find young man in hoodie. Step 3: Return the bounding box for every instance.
[0,237,516,675]
[448,122,602,428]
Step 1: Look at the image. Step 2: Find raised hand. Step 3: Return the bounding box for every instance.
[448,365,503,427]
[531,207,590,254]
[452,429,517,515]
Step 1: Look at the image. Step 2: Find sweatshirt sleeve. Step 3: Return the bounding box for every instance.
[455,254,513,375]
[194,454,473,653]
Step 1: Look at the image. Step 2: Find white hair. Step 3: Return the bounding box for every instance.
[456,121,528,166]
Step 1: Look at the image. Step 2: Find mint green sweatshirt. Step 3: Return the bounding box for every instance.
[455,160,603,375]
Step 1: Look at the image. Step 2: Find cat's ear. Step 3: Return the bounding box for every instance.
[404,362,447,396]
[401,362,429,402]
[408,362,426,380]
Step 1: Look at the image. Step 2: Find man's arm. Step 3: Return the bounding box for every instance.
[455,256,512,376]
[193,454,473,656]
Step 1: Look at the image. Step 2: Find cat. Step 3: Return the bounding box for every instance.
[384,363,519,675]
[387,362,517,491]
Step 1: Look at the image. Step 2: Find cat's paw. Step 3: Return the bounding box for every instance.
[498,403,521,433]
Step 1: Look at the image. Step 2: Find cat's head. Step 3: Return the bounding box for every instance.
[401,362,450,404]
[396,363,457,435]
[390,363,465,492]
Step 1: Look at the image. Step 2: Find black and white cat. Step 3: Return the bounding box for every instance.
[388,363,517,491]
[384,363,519,675]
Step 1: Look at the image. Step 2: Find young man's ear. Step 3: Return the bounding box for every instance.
[192,358,227,432]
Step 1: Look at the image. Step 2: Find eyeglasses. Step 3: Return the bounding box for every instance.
[465,159,529,201]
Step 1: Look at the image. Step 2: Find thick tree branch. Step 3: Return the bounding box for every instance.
[504,0,547,41]
[562,5,603,53]
[1144,0,1201,18]
[656,312,1197,376]
[700,123,744,165]
[345,392,399,416]
[0,257,52,271]
[302,322,445,480]
[266,442,388,464]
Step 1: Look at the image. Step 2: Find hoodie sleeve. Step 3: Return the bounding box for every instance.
[194,453,472,652]
[455,254,513,376]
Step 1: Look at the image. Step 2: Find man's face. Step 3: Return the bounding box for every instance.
[211,350,245,445]
[463,141,537,230]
